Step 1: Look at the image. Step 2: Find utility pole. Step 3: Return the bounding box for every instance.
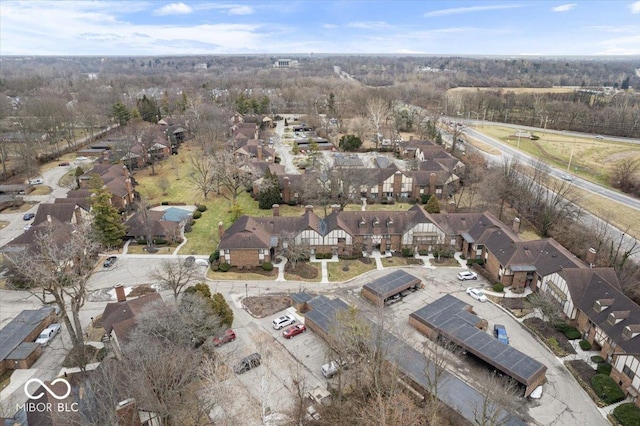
[567,147,574,172]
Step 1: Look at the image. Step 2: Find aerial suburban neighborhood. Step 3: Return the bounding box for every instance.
[1,3,640,425]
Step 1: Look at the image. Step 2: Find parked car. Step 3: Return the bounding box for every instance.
[234,353,262,374]
[466,287,488,302]
[35,323,61,345]
[103,256,117,267]
[283,324,306,339]
[58,162,70,166]
[457,271,478,281]
[385,294,402,306]
[23,224,32,231]
[195,258,209,266]
[212,329,236,347]
[184,256,195,266]
[28,178,44,185]
[595,135,604,139]
[272,314,296,330]
[560,174,573,182]
[493,324,509,344]
[23,213,35,221]
[321,360,339,378]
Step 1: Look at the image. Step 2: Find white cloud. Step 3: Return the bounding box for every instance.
[323,23,338,29]
[552,4,577,12]
[346,21,391,30]
[228,5,254,15]
[153,3,193,16]
[424,4,523,17]
[631,1,640,13]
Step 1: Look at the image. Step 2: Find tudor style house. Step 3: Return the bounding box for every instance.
[218,204,445,268]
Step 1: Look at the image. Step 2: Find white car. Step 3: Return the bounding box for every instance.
[35,323,61,345]
[457,271,478,281]
[28,178,44,185]
[321,360,339,378]
[466,288,488,303]
[272,314,296,330]
[560,174,573,182]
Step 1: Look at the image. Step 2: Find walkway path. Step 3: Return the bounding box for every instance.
[309,254,339,283]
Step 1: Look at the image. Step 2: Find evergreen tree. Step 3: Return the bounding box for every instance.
[111,102,131,126]
[257,170,281,209]
[136,95,159,123]
[89,176,127,249]
[212,293,234,327]
[425,195,441,213]
[339,134,363,151]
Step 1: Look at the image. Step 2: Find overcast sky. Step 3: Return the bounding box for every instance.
[1,1,639,56]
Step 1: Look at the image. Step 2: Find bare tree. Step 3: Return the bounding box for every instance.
[4,221,100,348]
[367,97,391,149]
[187,153,217,200]
[278,231,309,268]
[472,371,527,426]
[211,149,254,204]
[150,258,198,300]
[611,158,640,194]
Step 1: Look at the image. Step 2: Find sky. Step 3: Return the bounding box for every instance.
[1,1,639,56]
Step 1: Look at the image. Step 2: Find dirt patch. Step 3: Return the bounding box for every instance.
[128,284,158,298]
[566,360,600,405]
[602,150,640,164]
[285,262,318,280]
[499,298,533,318]
[62,344,102,368]
[243,294,292,318]
[523,317,576,356]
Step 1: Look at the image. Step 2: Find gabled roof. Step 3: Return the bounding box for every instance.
[32,203,78,226]
[55,197,91,212]
[219,216,272,249]
[430,212,485,235]
[102,293,163,336]
[506,239,584,277]
[124,211,178,239]
[325,205,435,237]
[569,269,640,354]
[0,307,54,363]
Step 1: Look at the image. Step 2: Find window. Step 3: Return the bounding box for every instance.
[338,238,346,244]
[623,365,635,380]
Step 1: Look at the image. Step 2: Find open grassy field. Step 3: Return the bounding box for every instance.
[477,125,640,187]
[448,87,578,95]
[132,144,305,255]
[327,259,376,282]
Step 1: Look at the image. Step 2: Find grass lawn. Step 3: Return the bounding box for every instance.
[382,256,423,267]
[126,244,178,255]
[342,202,416,212]
[207,269,274,281]
[30,186,52,195]
[327,259,376,282]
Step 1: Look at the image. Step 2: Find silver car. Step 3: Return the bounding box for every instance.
[272,314,296,330]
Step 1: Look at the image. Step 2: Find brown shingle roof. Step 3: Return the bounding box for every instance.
[102,292,163,335]
[32,203,78,225]
[219,216,272,249]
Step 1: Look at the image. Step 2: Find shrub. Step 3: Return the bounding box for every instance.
[197,205,207,212]
[402,248,413,257]
[579,339,592,350]
[591,374,626,404]
[262,262,274,271]
[209,251,219,264]
[591,355,605,363]
[492,283,504,292]
[418,249,428,256]
[420,194,431,204]
[597,362,612,376]
[212,293,234,326]
[193,211,202,219]
[556,323,582,339]
[613,403,640,426]
[219,263,230,272]
[153,239,168,245]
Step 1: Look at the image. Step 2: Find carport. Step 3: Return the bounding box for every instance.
[409,295,547,397]
[361,270,421,307]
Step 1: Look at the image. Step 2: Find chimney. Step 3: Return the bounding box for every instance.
[512,217,521,234]
[122,165,128,177]
[114,283,126,303]
[102,153,110,165]
[283,176,291,203]
[586,247,597,267]
[272,204,280,217]
[429,173,437,195]
[47,214,52,223]
[257,145,263,160]
[305,205,314,214]
[218,222,225,239]
[447,202,456,213]
[116,398,142,426]
[331,204,340,214]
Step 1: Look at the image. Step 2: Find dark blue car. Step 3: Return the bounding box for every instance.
[494,324,509,345]
[23,213,35,221]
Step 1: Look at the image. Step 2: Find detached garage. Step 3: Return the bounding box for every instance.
[361,270,422,307]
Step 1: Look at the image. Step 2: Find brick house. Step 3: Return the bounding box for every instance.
[218,204,445,267]
[539,267,640,406]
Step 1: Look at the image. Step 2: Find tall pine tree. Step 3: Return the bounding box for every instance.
[89,176,127,249]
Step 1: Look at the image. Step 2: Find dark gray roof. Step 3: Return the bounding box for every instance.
[307,296,525,425]
[411,295,547,388]
[363,270,421,299]
[290,292,313,304]
[306,297,349,332]
[0,307,54,362]
[7,342,40,360]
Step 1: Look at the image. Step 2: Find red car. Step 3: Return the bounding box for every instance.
[283,324,306,339]
[212,329,236,346]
